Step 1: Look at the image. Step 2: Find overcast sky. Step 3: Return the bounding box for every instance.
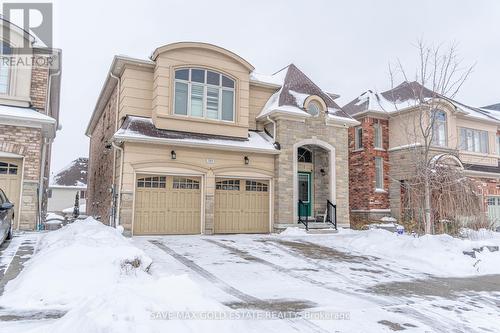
[48,0,500,173]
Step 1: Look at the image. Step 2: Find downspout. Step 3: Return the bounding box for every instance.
[111,141,123,228]
[38,64,61,229]
[266,116,277,143]
[109,72,120,227]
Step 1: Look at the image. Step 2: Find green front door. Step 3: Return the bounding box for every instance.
[298,172,312,217]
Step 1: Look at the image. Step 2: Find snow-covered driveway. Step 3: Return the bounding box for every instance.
[134,231,500,332]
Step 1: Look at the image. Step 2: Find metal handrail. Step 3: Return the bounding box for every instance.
[298,200,308,231]
[326,200,337,230]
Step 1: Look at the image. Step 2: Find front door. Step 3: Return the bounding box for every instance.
[298,172,312,217]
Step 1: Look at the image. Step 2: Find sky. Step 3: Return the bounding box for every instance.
[48,0,500,173]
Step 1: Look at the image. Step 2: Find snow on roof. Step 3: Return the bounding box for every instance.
[250,71,286,87]
[114,116,279,154]
[0,104,56,123]
[51,158,88,187]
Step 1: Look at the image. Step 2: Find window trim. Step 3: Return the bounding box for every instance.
[354,126,363,150]
[374,157,384,190]
[459,127,489,154]
[173,67,236,123]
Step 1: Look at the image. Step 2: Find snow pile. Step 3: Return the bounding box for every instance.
[0,218,152,310]
[330,228,500,276]
[279,227,308,236]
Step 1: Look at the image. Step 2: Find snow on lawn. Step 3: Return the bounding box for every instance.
[280,227,500,277]
[0,218,247,333]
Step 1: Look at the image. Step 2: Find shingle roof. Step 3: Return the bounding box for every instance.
[483,103,500,111]
[51,158,88,187]
[257,64,352,120]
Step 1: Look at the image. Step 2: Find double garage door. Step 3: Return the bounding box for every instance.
[133,174,269,235]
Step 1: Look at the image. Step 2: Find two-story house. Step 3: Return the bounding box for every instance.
[0,18,62,230]
[344,81,500,228]
[86,42,358,235]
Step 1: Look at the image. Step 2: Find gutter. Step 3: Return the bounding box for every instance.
[109,72,120,227]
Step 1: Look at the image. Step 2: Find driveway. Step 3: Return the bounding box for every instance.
[133,234,500,332]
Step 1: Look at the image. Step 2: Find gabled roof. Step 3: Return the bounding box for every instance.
[51,158,88,188]
[343,81,500,123]
[256,64,353,121]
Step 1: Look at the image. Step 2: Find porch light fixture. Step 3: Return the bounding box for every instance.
[171,150,176,160]
[244,156,249,165]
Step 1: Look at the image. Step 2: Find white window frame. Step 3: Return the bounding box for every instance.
[459,127,489,154]
[374,157,384,190]
[354,126,363,150]
[374,121,382,149]
[173,68,236,123]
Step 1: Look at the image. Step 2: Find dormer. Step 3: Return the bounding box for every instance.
[151,42,254,138]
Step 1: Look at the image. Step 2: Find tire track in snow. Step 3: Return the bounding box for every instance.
[150,239,330,333]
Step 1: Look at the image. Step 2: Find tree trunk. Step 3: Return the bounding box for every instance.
[424,177,432,234]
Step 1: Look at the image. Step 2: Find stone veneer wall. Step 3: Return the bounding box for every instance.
[0,125,43,230]
[87,87,117,224]
[348,117,390,228]
[274,116,349,227]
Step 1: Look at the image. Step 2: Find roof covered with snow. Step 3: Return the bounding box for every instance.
[0,104,57,137]
[343,81,500,123]
[114,116,279,154]
[483,103,500,111]
[256,64,352,121]
[51,158,88,188]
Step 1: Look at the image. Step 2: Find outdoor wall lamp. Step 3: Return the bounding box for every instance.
[171,150,176,160]
[244,156,249,165]
[320,168,326,176]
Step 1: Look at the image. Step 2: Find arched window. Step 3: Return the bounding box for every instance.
[432,110,447,147]
[174,68,235,122]
[306,101,321,116]
[0,42,12,94]
[297,147,312,163]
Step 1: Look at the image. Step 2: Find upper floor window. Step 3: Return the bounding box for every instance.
[354,126,363,150]
[431,110,447,147]
[373,121,382,149]
[459,127,489,154]
[174,68,235,122]
[0,42,12,94]
[374,157,384,190]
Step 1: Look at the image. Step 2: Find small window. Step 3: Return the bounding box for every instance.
[137,176,166,188]
[245,180,268,192]
[307,101,321,116]
[487,197,496,206]
[374,121,382,149]
[354,127,363,150]
[0,162,18,175]
[431,110,447,147]
[47,189,52,198]
[375,157,384,190]
[297,147,312,163]
[216,179,240,190]
[80,190,86,199]
[173,177,200,189]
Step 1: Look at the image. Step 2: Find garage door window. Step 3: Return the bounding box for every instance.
[216,179,240,190]
[245,180,268,192]
[137,176,166,188]
[0,162,18,175]
[173,177,200,189]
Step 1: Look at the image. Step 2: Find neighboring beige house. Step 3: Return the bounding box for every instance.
[0,18,61,230]
[343,81,500,227]
[48,157,88,214]
[86,42,358,235]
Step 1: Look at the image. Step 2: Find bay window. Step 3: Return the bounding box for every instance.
[459,128,489,154]
[174,68,235,122]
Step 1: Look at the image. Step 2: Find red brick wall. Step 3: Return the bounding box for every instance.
[349,117,390,211]
[87,87,117,223]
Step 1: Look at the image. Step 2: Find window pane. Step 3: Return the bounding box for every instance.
[206,87,219,119]
[174,82,188,115]
[191,69,205,83]
[375,158,383,189]
[221,90,234,121]
[175,69,189,80]
[222,75,234,88]
[207,71,220,85]
[0,65,9,94]
[191,84,204,117]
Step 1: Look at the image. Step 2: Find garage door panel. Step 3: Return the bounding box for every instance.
[134,175,201,235]
[215,179,269,234]
[0,158,22,224]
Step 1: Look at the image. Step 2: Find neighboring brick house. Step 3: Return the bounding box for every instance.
[0,18,62,230]
[86,42,358,235]
[344,82,500,228]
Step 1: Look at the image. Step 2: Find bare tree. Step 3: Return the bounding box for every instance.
[386,40,479,234]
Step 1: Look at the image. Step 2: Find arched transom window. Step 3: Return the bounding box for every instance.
[297,147,312,163]
[174,68,235,122]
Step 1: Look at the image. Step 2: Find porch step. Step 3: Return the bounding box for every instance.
[274,223,338,232]
[306,228,338,234]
